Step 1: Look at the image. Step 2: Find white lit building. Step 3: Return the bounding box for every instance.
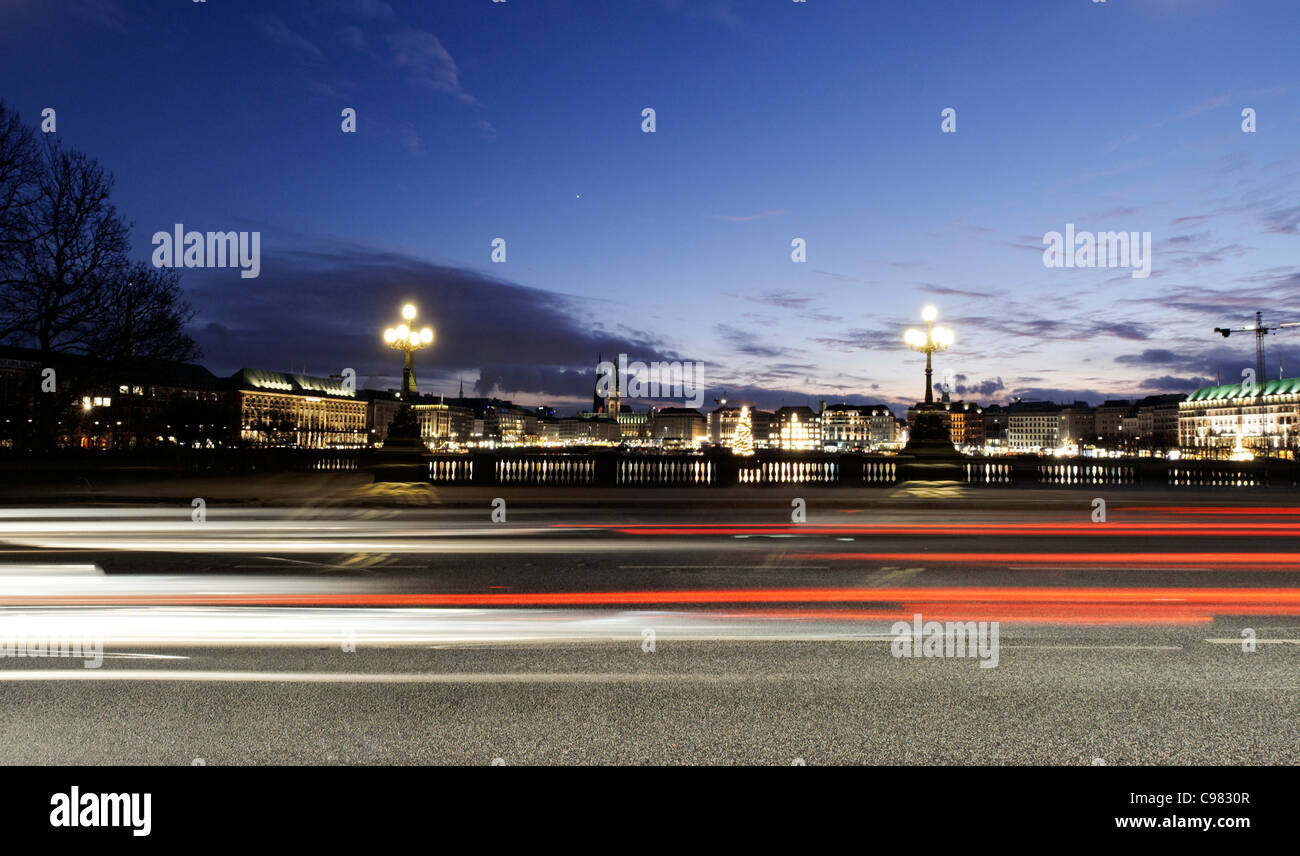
[1179,378,1300,454]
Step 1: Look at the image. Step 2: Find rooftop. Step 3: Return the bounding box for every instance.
[232,368,356,399]
[1186,378,1300,402]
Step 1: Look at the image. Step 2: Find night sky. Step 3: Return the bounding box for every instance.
[2,0,1298,414]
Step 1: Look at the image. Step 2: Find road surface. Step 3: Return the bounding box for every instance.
[1,480,1297,764]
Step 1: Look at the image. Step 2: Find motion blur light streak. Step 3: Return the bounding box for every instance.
[0,670,749,684]
[579,523,1300,537]
[4,585,1297,609]
[798,552,1300,566]
[1126,507,1300,516]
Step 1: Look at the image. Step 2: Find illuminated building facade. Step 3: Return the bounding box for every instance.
[708,404,784,450]
[616,407,649,442]
[708,405,743,446]
[1094,401,1132,442]
[1179,378,1300,454]
[559,415,621,445]
[820,404,873,450]
[1007,402,1062,452]
[1057,403,1095,448]
[648,407,707,449]
[945,401,984,447]
[772,406,820,451]
[415,402,473,447]
[233,369,366,448]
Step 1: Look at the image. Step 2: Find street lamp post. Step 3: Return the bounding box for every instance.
[383,303,435,400]
[904,305,953,406]
[376,302,436,468]
[899,305,963,477]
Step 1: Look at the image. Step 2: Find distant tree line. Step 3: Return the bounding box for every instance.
[0,100,197,450]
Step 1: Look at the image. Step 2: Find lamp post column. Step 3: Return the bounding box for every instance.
[402,346,414,399]
[924,320,934,406]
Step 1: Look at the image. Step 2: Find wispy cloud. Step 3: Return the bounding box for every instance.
[1105,94,1230,151]
[256,15,325,61]
[743,290,814,310]
[714,323,796,359]
[387,27,477,104]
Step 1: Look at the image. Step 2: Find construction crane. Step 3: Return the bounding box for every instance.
[1213,311,1300,395]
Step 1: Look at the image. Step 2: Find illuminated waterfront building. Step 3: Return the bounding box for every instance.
[1179,378,1300,454]
[1006,402,1062,452]
[773,406,820,451]
[708,404,744,446]
[944,401,984,448]
[649,407,707,449]
[233,368,367,448]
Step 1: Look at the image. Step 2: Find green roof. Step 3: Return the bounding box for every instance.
[232,368,356,398]
[1186,377,1300,402]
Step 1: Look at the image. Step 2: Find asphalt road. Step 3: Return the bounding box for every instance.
[3,636,1298,765]
[2,480,1299,764]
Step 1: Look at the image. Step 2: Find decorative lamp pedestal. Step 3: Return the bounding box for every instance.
[373,405,429,482]
[898,405,965,482]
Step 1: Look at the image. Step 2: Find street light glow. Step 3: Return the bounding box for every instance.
[383,302,435,400]
[906,304,953,407]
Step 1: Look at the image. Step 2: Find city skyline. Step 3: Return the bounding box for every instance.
[3,0,1299,414]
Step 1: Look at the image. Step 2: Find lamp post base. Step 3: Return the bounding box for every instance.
[373,405,429,482]
[898,405,965,481]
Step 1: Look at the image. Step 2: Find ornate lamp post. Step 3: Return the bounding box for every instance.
[383,303,435,400]
[900,306,962,474]
[904,305,953,407]
[375,302,435,468]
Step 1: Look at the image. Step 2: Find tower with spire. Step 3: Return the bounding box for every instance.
[608,357,621,418]
[593,353,621,416]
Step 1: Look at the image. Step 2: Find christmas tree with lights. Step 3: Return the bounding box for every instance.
[732,406,755,456]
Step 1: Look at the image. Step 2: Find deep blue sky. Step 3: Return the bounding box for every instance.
[2,0,1298,413]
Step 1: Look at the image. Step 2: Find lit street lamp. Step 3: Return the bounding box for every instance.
[904,305,953,406]
[383,303,435,400]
